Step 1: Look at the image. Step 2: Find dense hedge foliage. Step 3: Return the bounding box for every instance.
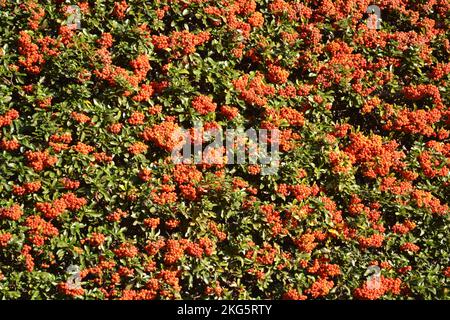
[0,0,449,300]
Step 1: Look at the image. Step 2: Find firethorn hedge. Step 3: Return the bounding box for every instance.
[0,0,449,300]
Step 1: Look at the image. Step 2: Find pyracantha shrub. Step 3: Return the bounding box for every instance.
[0,0,449,300]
